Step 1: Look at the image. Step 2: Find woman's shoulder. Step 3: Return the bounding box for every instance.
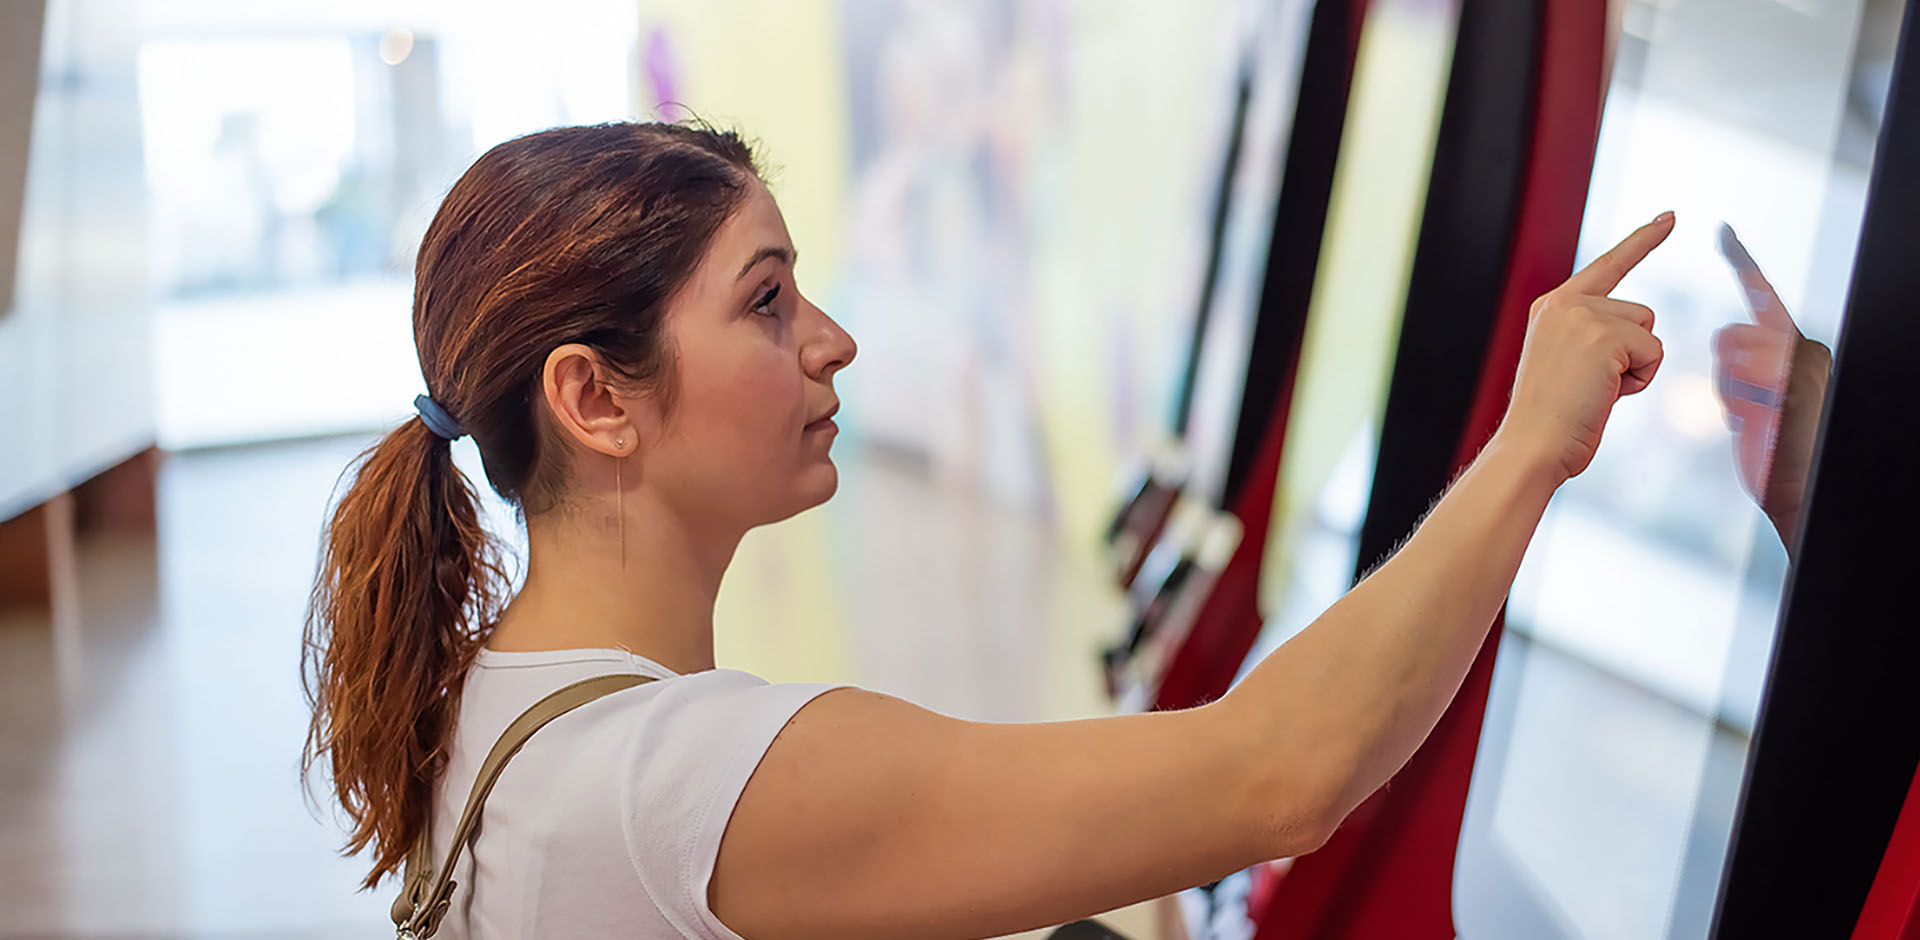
[445,646,846,844]
[452,648,847,936]
[459,647,843,753]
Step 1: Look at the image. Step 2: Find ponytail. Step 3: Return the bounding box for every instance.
[302,417,505,888]
[303,121,761,888]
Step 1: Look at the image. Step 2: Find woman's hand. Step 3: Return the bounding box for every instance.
[1492,212,1676,482]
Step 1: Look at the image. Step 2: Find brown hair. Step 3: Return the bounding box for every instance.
[302,121,761,888]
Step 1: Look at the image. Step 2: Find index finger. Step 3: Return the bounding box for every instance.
[1564,211,1676,296]
[1717,222,1800,334]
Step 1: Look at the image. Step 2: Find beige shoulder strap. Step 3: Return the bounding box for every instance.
[391,672,657,938]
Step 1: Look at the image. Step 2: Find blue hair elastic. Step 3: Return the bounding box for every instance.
[413,394,467,441]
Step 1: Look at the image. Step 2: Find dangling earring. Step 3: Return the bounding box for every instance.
[614,439,625,570]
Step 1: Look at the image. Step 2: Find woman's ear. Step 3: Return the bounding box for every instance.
[541,344,643,457]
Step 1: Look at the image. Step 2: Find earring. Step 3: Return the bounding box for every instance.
[614,440,625,570]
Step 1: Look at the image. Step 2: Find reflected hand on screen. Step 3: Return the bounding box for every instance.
[1712,224,1832,551]
[1494,212,1675,483]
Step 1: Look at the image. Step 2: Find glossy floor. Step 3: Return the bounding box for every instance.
[0,434,1144,938]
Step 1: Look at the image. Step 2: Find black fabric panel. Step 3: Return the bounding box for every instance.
[1351,0,1543,579]
[1219,0,1366,509]
[1173,55,1257,437]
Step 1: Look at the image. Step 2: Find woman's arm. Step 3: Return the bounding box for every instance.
[1227,207,1676,826]
[712,215,1674,940]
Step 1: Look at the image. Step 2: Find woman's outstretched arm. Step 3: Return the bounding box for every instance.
[712,214,1674,940]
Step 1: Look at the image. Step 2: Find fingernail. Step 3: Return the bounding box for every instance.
[1654,211,1675,224]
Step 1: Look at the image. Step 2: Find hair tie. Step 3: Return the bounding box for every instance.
[413,394,467,441]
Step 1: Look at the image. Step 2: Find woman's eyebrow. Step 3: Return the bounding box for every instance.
[735,245,795,281]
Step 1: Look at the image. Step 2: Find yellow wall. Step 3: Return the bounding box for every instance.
[640,1,1246,682]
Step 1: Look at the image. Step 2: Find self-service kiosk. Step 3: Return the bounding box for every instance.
[1224,1,1920,938]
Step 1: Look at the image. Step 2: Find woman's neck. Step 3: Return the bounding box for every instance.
[489,489,739,675]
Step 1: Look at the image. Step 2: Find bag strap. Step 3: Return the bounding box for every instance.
[391,672,657,938]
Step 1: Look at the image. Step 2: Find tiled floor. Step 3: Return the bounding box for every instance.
[0,434,1144,938]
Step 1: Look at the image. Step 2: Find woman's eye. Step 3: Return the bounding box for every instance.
[752,283,782,316]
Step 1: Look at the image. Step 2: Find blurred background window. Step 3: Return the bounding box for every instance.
[2,2,1253,934]
[142,0,641,449]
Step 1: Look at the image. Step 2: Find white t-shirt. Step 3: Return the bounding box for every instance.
[424,647,842,939]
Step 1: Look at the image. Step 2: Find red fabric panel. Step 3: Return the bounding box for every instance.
[1250,632,1503,940]
[1153,351,1301,712]
[1851,762,1920,939]
[1250,0,1606,936]
[1152,0,1375,714]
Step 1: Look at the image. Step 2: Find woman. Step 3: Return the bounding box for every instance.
[304,121,1671,939]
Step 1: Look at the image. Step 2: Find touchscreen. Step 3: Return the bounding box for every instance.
[1453,2,1905,938]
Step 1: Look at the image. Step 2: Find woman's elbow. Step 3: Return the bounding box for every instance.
[1208,700,1354,859]
[1255,790,1343,859]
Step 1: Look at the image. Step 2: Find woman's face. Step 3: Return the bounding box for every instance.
[641,181,856,530]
